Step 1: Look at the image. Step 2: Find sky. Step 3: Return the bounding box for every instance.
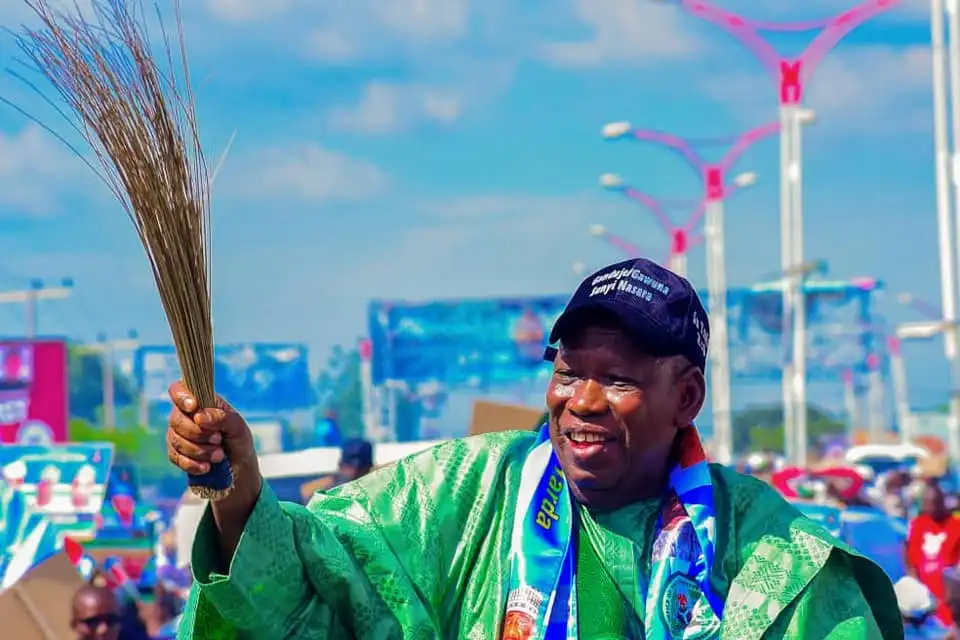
[0,0,952,420]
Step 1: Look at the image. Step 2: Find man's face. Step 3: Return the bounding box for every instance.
[546,324,703,511]
[337,462,370,482]
[71,589,121,640]
[921,484,947,520]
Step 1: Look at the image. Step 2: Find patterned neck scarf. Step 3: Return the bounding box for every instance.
[502,425,722,639]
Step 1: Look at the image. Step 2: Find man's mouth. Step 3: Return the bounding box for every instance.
[562,427,617,460]
[567,431,610,444]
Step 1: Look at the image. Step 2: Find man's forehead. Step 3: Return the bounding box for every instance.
[73,587,116,609]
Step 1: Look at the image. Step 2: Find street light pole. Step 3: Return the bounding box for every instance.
[598,174,701,276]
[703,171,757,465]
[930,0,960,463]
[898,319,960,450]
[704,196,733,463]
[866,353,887,443]
[0,278,74,338]
[588,197,705,270]
[658,0,899,467]
[599,171,755,465]
[588,223,648,259]
[887,337,913,444]
[842,369,860,441]
[80,331,139,430]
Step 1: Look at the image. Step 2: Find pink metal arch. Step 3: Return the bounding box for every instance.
[615,121,778,230]
[597,227,705,263]
[899,294,943,321]
[609,184,706,263]
[672,0,900,105]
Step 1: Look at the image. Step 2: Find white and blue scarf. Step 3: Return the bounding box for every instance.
[502,425,722,639]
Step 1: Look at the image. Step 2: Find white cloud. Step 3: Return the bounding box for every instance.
[421,194,588,219]
[538,0,700,67]
[204,0,471,56]
[337,192,621,299]
[375,0,471,44]
[703,45,932,135]
[225,143,389,202]
[327,82,463,134]
[203,0,292,23]
[307,29,361,62]
[0,124,92,217]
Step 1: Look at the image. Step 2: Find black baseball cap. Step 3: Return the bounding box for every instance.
[546,258,710,370]
[340,438,373,467]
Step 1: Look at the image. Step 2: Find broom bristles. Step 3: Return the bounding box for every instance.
[12,0,230,499]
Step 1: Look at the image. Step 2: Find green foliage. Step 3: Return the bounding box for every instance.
[314,343,422,441]
[67,342,138,423]
[315,345,364,440]
[732,403,846,453]
[68,418,168,480]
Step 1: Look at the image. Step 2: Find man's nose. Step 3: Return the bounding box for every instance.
[569,379,608,417]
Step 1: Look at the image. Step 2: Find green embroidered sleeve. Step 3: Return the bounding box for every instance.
[177,431,535,639]
[761,551,902,640]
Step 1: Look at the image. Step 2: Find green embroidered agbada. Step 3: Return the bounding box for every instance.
[179,431,903,639]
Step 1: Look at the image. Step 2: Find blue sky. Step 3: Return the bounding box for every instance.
[0,0,952,416]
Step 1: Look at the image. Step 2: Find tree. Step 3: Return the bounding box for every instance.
[314,343,422,442]
[68,418,170,483]
[733,403,846,453]
[67,343,138,424]
[315,345,364,440]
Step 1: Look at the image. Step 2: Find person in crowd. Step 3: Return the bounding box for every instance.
[143,567,188,640]
[896,574,947,639]
[944,568,960,639]
[167,258,900,638]
[905,481,960,627]
[334,438,373,483]
[313,409,343,448]
[71,584,124,640]
[299,438,375,501]
[885,470,913,519]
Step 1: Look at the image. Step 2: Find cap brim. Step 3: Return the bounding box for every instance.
[548,299,674,357]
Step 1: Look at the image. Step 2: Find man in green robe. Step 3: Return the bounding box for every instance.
[167,258,901,639]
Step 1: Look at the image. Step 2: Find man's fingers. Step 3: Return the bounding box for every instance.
[169,430,224,463]
[168,381,197,413]
[167,446,208,476]
[166,430,224,475]
[168,408,222,445]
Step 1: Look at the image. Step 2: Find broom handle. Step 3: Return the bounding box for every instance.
[187,459,233,495]
[184,391,234,498]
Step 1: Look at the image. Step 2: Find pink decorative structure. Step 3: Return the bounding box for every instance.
[673,0,898,105]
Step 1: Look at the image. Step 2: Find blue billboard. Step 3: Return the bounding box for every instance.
[368,296,565,388]
[368,279,884,388]
[720,278,885,382]
[133,344,315,412]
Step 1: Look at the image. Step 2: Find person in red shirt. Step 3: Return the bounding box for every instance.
[906,481,960,626]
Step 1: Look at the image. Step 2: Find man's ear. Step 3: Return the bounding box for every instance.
[675,366,705,428]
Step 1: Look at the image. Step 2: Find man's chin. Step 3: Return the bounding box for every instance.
[563,465,621,496]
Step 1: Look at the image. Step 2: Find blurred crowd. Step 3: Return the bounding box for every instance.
[63,437,376,639]
[51,438,960,638]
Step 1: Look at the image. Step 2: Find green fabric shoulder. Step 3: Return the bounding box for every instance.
[180,430,536,639]
[710,465,902,640]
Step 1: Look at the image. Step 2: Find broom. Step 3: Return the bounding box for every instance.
[9,0,232,500]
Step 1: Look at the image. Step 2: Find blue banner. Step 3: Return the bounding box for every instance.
[134,344,315,412]
[369,296,565,388]
[368,280,885,388]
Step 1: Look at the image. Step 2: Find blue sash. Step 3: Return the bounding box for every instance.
[502,425,722,639]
